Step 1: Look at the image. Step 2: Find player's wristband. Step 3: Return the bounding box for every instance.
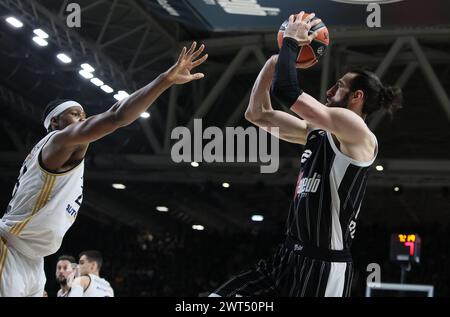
[271,37,304,107]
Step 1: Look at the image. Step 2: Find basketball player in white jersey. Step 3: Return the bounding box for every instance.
[0,42,208,297]
[55,254,76,297]
[68,250,113,297]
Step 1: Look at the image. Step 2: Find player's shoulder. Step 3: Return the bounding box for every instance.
[77,274,92,289]
[306,124,326,136]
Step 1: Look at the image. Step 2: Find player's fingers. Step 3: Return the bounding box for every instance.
[305,13,316,23]
[186,41,197,56]
[190,73,205,81]
[289,14,295,24]
[191,53,208,68]
[308,31,319,42]
[310,18,322,28]
[190,44,205,61]
[177,46,187,64]
[297,11,305,23]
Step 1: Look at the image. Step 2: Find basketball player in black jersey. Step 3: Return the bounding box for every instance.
[210,12,402,297]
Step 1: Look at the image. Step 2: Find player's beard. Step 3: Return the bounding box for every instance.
[57,276,67,286]
[327,92,351,109]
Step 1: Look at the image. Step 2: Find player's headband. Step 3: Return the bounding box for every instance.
[44,101,83,130]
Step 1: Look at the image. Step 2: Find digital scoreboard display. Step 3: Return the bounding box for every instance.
[390,233,421,264]
[142,0,450,32]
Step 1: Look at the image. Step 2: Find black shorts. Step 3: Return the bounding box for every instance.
[211,237,354,297]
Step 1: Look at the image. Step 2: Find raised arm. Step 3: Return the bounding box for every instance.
[42,42,207,170]
[53,42,207,146]
[291,93,371,145]
[245,56,309,145]
[271,12,373,146]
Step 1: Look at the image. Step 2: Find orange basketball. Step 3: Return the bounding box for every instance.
[277,13,330,69]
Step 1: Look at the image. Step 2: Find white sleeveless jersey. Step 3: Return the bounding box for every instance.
[57,288,69,297]
[84,274,114,297]
[0,131,84,259]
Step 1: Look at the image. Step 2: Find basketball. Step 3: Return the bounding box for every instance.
[277,13,330,69]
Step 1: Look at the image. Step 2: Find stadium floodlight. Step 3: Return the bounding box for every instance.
[112,183,126,190]
[56,53,72,64]
[101,85,114,94]
[90,78,104,87]
[79,70,94,79]
[81,63,95,73]
[32,36,48,47]
[251,215,264,222]
[192,225,205,231]
[140,112,150,119]
[113,90,130,101]
[33,29,49,38]
[6,17,23,28]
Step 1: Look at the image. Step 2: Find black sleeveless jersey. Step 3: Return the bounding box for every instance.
[285,129,377,250]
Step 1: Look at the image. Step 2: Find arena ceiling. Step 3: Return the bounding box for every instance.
[0,0,449,234]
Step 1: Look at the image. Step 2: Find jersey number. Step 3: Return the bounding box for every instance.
[75,194,83,207]
[75,185,84,207]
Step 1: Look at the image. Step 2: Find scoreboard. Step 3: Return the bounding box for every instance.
[390,233,421,264]
[142,0,450,32]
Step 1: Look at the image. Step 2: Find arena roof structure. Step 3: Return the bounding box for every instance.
[0,0,449,233]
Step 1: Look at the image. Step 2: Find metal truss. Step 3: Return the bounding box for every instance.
[63,0,178,77]
[0,84,41,151]
[0,0,169,153]
[0,84,40,118]
[1,152,449,188]
[180,27,450,133]
[2,0,450,184]
[0,0,131,91]
[184,26,450,54]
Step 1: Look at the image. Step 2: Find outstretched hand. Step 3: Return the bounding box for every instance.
[165,42,208,85]
[284,11,322,46]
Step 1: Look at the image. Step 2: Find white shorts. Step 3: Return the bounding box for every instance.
[0,237,46,297]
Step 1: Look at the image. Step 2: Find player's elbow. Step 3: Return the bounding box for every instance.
[109,104,129,128]
[244,108,257,123]
[244,103,263,123]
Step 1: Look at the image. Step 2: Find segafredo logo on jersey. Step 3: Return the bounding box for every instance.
[301,150,312,164]
[297,173,321,194]
[330,0,404,4]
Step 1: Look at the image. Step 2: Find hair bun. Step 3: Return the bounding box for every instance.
[381,86,403,117]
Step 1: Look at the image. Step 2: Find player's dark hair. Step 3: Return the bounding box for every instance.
[57,255,76,263]
[348,69,403,119]
[79,250,103,271]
